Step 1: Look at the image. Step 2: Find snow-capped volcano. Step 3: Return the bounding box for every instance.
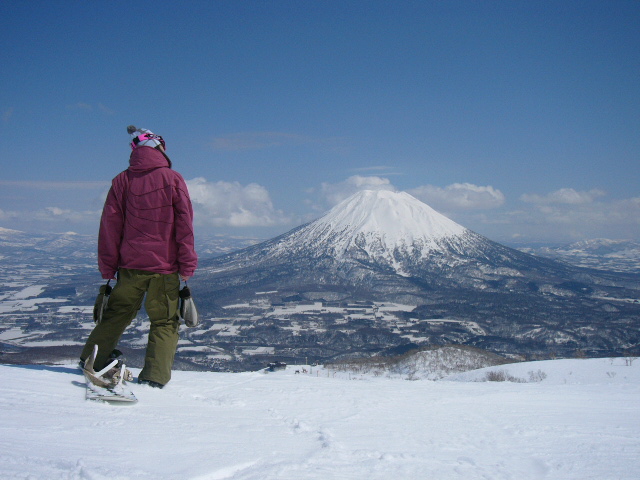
[283,190,467,261]
[199,189,580,303]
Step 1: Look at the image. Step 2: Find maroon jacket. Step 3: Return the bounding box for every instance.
[98,146,198,279]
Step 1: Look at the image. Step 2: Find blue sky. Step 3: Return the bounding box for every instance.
[1,0,638,244]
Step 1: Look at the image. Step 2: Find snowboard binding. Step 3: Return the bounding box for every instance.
[82,345,133,390]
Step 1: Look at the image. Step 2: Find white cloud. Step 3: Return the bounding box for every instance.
[0,179,292,233]
[475,193,640,243]
[43,207,100,221]
[515,189,638,235]
[320,175,396,206]
[14,207,103,225]
[520,188,606,205]
[527,197,639,226]
[409,183,505,210]
[186,177,292,228]
[45,207,68,216]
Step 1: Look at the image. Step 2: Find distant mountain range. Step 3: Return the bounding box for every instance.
[521,239,640,274]
[0,193,639,368]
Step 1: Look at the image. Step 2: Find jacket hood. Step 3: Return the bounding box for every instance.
[128,146,171,172]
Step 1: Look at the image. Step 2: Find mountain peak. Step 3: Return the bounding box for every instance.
[315,190,467,243]
[204,188,572,289]
[278,190,469,266]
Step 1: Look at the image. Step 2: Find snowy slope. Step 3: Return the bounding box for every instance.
[1,359,639,480]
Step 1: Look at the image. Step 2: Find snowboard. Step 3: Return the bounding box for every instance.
[85,376,137,403]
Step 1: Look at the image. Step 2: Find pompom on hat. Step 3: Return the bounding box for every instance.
[127,125,166,151]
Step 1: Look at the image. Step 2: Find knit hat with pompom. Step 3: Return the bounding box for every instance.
[127,125,166,151]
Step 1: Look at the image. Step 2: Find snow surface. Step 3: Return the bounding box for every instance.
[1,358,639,479]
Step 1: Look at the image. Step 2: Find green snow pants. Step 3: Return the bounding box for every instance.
[80,268,181,386]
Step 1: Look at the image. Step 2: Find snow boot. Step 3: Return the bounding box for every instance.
[138,378,164,389]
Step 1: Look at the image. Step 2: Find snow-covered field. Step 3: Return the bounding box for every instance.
[0,358,638,480]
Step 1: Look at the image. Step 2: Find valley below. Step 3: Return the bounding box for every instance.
[1,209,639,373]
[1,250,639,373]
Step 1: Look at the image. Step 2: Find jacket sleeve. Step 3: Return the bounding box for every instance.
[173,174,198,277]
[97,175,126,279]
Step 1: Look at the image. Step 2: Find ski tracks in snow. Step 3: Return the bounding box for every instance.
[188,372,639,480]
[0,362,639,479]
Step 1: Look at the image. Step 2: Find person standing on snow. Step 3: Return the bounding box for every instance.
[80,125,197,389]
